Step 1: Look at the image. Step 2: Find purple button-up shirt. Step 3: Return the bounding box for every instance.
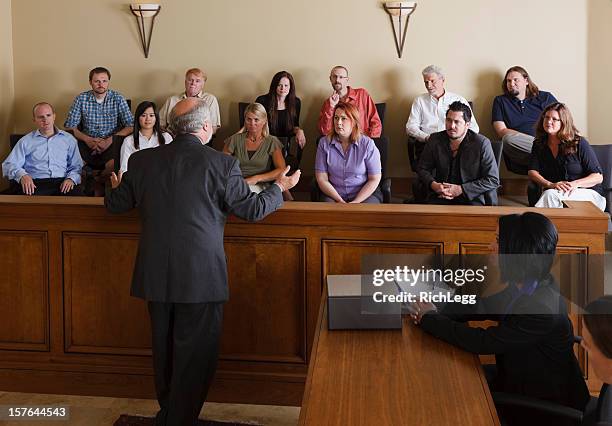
[315,135,381,201]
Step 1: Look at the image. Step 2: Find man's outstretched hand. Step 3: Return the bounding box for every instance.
[110,171,123,189]
[275,166,301,192]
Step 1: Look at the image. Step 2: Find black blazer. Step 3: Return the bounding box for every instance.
[417,129,500,205]
[420,277,590,411]
[105,134,283,303]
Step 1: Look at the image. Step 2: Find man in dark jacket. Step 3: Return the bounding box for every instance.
[105,98,300,425]
[417,101,499,205]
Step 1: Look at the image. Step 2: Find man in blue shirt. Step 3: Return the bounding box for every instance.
[64,67,133,193]
[492,66,557,175]
[3,102,83,195]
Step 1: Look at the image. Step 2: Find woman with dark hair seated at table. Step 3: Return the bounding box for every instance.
[315,101,382,203]
[255,71,306,156]
[582,296,612,425]
[223,102,285,193]
[411,212,590,423]
[120,101,172,173]
[528,102,605,210]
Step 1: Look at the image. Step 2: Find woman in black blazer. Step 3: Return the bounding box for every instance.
[412,212,590,417]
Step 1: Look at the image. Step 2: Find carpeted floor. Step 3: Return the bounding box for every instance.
[113,414,260,426]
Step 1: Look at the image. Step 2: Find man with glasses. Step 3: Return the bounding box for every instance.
[318,65,382,137]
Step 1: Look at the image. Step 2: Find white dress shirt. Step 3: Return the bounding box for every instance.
[159,91,221,130]
[405,91,479,142]
[120,131,173,173]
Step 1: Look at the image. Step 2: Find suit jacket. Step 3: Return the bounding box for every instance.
[416,129,500,205]
[105,134,283,303]
[420,276,590,411]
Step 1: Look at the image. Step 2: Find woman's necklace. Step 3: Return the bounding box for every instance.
[247,133,262,146]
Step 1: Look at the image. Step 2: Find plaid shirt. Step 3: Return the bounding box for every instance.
[64,89,133,138]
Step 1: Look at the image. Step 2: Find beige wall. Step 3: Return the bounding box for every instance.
[10,0,589,177]
[588,0,612,144]
[0,0,15,169]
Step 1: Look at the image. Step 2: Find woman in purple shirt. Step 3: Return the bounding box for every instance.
[315,101,382,203]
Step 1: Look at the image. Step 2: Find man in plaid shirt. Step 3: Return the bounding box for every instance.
[65,67,133,194]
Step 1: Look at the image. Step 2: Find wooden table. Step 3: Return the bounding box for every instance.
[299,285,500,425]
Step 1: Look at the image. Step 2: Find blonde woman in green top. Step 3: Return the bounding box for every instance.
[223,103,286,193]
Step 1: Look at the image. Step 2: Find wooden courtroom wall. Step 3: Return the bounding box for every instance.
[4,0,589,179]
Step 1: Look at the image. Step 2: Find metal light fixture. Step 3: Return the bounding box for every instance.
[129,3,161,58]
[383,2,417,59]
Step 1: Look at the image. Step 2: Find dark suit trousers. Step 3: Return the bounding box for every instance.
[148,301,224,426]
[12,178,83,196]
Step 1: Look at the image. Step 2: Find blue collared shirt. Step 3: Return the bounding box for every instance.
[491,91,557,136]
[64,89,134,138]
[2,129,83,183]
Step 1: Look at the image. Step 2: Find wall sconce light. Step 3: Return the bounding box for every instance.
[129,3,161,58]
[383,2,417,59]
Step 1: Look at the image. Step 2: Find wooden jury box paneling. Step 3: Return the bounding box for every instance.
[0,198,606,403]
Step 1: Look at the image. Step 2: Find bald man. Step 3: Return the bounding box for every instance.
[105,98,300,425]
[3,102,83,196]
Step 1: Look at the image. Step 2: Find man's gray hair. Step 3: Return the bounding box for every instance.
[422,65,444,79]
[169,99,211,135]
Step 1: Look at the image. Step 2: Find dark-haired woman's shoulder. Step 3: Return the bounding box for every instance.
[255,94,270,107]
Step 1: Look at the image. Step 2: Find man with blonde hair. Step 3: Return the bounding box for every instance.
[159,68,221,133]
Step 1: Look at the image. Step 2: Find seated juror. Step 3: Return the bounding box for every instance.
[255,70,306,147]
[64,66,133,195]
[416,101,499,205]
[406,64,479,143]
[412,212,590,422]
[318,65,382,138]
[120,101,173,173]
[158,67,221,134]
[2,102,83,196]
[528,102,605,210]
[492,66,558,175]
[223,103,286,193]
[315,101,382,203]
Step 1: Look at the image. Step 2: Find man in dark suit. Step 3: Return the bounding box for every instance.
[416,101,499,205]
[105,98,300,426]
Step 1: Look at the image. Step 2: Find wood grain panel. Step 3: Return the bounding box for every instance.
[299,291,499,425]
[63,233,151,355]
[0,198,606,403]
[222,237,306,363]
[323,239,443,276]
[0,231,48,351]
